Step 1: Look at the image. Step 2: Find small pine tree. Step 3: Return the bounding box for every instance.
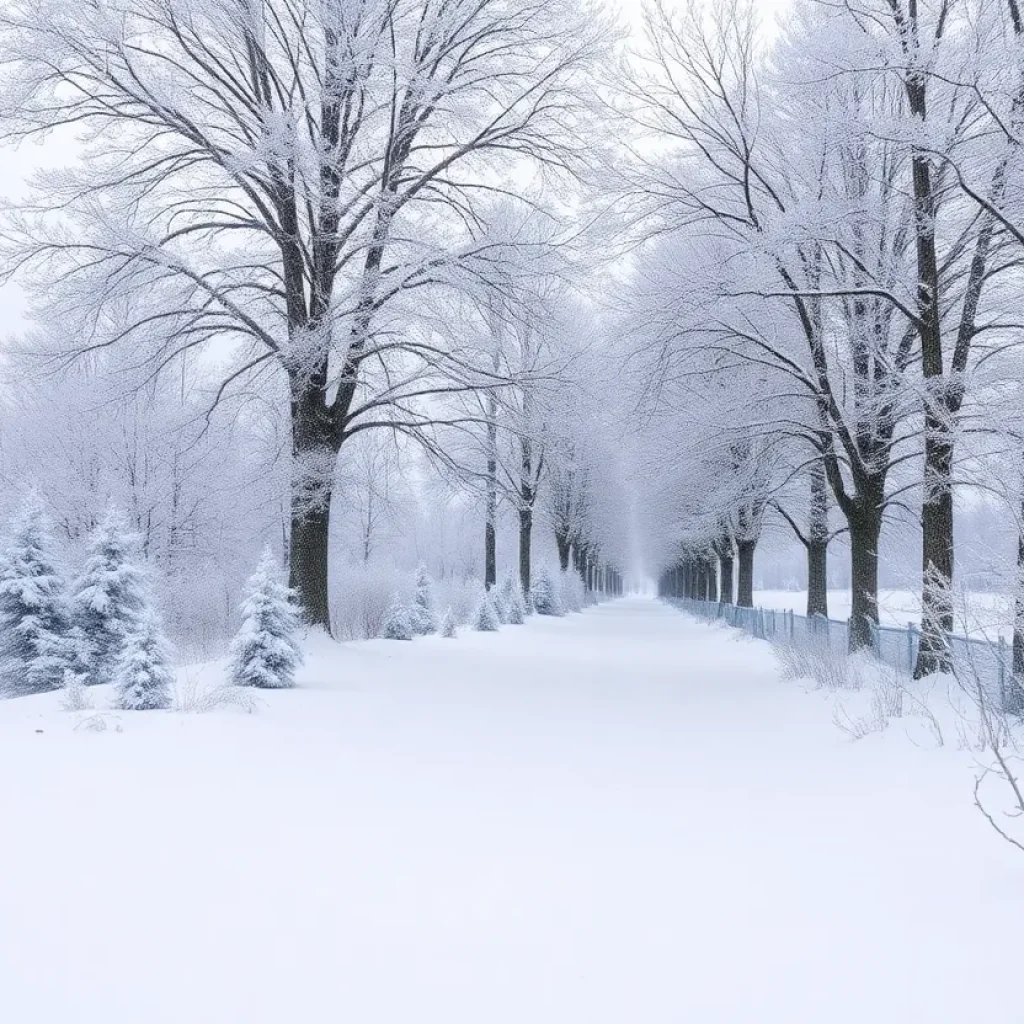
[473,594,501,632]
[409,564,437,635]
[0,493,75,696]
[440,607,457,638]
[382,595,413,640]
[114,608,174,711]
[531,566,563,617]
[71,509,149,685]
[229,548,304,689]
[498,573,526,625]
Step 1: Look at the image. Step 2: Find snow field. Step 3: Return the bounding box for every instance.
[0,598,1020,1023]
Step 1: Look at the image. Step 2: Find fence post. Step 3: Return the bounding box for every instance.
[907,622,916,673]
[789,609,794,640]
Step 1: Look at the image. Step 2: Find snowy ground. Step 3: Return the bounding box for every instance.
[0,598,1021,1022]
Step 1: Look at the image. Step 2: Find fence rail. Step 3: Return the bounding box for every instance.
[665,597,1019,712]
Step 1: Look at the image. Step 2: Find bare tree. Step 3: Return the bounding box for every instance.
[0,0,606,628]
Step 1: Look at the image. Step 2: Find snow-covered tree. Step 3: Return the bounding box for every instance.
[70,510,149,685]
[473,594,501,632]
[229,549,304,690]
[441,608,458,638]
[114,608,174,711]
[531,566,563,617]
[0,493,74,695]
[498,573,526,625]
[382,597,413,641]
[410,565,438,636]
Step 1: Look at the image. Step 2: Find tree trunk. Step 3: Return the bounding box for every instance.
[555,530,571,571]
[718,551,734,605]
[915,425,954,676]
[737,541,755,607]
[807,461,829,618]
[484,421,497,590]
[288,377,338,631]
[1011,500,1024,712]
[290,504,331,631]
[519,507,533,594]
[848,511,881,652]
[706,557,718,603]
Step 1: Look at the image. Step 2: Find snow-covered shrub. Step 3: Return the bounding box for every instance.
[773,637,867,691]
[229,549,303,689]
[491,586,509,624]
[440,607,457,638]
[433,576,480,627]
[60,669,92,712]
[531,565,563,617]
[560,570,585,613]
[329,560,409,640]
[113,608,174,711]
[0,493,76,696]
[473,594,501,632]
[410,564,438,635]
[175,670,259,714]
[71,510,149,686]
[499,573,526,624]
[382,595,413,640]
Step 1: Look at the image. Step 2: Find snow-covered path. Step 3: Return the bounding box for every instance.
[0,598,1020,1022]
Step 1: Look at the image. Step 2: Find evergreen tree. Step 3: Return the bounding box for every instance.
[499,573,526,625]
[114,608,174,710]
[229,548,304,689]
[531,565,563,617]
[440,607,457,638]
[473,594,501,632]
[409,564,437,635]
[0,493,75,696]
[71,510,149,685]
[382,595,413,640]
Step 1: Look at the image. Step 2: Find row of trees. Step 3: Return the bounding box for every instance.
[0,0,628,634]
[624,0,1024,677]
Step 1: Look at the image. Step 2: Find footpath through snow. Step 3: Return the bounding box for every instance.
[0,597,1020,1023]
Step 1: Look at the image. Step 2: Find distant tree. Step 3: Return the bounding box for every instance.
[531,566,563,616]
[473,594,502,632]
[440,607,458,638]
[229,549,304,690]
[70,510,149,685]
[114,608,174,710]
[0,493,74,695]
[498,572,526,624]
[382,597,413,641]
[409,565,437,636]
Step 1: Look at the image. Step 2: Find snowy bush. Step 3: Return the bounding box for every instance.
[429,575,480,627]
[773,638,868,691]
[491,587,509,624]
[113,608,174,711]
[175,670,260,714]
[409,564,438,635]
[498,573,526,624]
[382,595,413,640]
[440,607,457,638]
[0,494,76,696]
[560,570,585,613]
[473,594,501,632]
[229,549,304,689]
[329,561,409,640]
[531,566,563,616]
[60,669,92,712]
[71,510,149,686]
